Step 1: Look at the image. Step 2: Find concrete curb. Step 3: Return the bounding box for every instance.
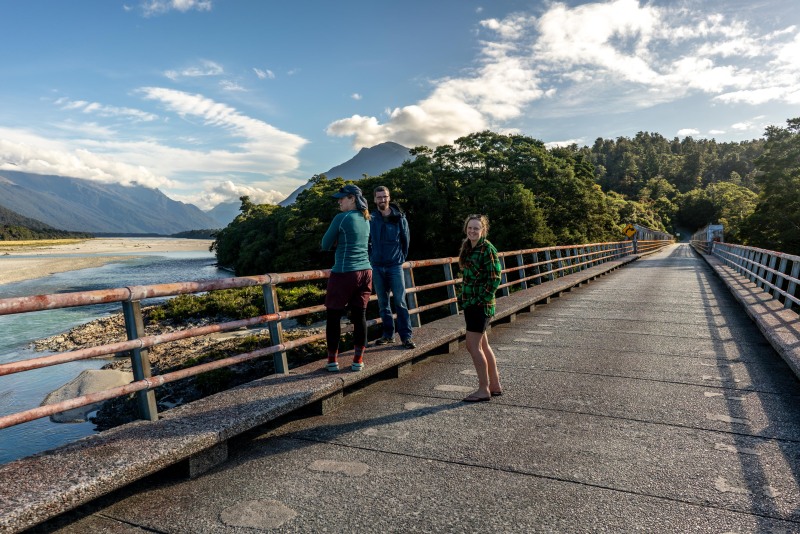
[696,250,800,379]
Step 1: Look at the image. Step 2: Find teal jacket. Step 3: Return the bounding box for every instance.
[321,210,371,273]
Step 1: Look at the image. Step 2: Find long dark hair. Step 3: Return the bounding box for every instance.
[458,214,490,268]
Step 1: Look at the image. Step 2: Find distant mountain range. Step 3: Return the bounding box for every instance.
[0,141,412,234]
[0,171,219,235]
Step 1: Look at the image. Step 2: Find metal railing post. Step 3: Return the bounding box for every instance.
[516,253,527,289]
[764,253,778,293]
[544,250,555,281]
[121,300,158,421]
[443,262,459,316]
[499,256,510,297]
[262,284,288,375]
[404,266,421,328]
[533,251,542,285]
[787,260,800,310]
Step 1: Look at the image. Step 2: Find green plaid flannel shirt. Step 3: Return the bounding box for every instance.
[459,238,502,316]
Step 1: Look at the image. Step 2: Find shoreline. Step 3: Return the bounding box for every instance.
[0,238,214,286]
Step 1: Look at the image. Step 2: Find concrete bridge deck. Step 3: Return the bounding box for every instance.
[22,244,800,532]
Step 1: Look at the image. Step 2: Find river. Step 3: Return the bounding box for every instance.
[0,248,228,465]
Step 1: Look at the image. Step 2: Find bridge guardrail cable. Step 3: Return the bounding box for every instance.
[0,238,671,431]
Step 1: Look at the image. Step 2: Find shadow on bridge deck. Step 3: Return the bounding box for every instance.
[10,244,800,533]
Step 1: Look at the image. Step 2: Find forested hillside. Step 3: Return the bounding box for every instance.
[0,205,91,240]
[212,119,800,275]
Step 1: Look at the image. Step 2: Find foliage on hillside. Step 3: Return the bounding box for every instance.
[212,120,800,274]
[213,132,646,276]
[0,204,92,240]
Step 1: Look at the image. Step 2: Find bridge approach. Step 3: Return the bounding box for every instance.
[13,243,800,533]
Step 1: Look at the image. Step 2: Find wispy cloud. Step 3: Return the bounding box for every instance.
[253,68,275,80]
[165,60,223,81]
[0,89,308,204]
[54,97,158,121]
[140,0,212,17]
[327,0,800,149]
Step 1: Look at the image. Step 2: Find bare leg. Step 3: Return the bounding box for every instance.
[466,331,490,399]
[482,334,502,393]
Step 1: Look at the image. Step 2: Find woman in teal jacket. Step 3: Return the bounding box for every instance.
[321,184,372,372]
[458,214,503,401]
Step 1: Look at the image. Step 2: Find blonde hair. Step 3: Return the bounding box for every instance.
[458,214,489,268]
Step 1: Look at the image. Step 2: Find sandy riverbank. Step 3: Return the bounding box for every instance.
[0,238,214,285]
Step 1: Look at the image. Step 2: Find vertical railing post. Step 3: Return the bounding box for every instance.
[544,250,555,281]
[121,300,158,422]
[404,266,421,328]
[787,260,800,310]
[777,257,789,304]
[533,251,542,285]
[764,253,778,295]
[632,234,639,254]
[555,249,564,279]
[516,253,527,290]
[262,283,288,375]
[443,262,459,316]
[499,256,510,297]
[747,250,758,283]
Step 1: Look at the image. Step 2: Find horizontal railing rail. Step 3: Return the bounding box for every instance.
[698,242,800,310]
[0,238,670,432]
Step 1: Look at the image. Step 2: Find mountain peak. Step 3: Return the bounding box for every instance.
[279,142,412,206]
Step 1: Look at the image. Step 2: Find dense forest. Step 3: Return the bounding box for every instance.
[212,118,800,275]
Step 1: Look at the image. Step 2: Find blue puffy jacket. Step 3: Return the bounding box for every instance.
[369,203,409,267]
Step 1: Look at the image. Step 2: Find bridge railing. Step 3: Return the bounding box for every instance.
[700,242,800,311]
[0,238,670,431]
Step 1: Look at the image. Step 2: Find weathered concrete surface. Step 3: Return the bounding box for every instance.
[0,255,636,533]
[29,244,800,533]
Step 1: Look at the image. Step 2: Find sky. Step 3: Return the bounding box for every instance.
[1,0,799,210]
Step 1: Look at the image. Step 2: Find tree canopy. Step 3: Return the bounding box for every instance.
[212,120,800,275]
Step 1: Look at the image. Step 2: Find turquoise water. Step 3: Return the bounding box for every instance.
[0,248,228,465]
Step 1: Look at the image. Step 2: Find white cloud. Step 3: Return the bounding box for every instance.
[54,97,158,121]
[184,179,287,209]
[220,80,246,92]
[141,0,211,16]
[545,138,584,148]
[351,93,362,101]
[327,0,800,150]
[677,128,700,137]
[0,128,173,189]
[0,89,308,205]
[253,68,275,80]
[165,60,223,81]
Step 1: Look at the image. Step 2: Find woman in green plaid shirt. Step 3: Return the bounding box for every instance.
[458,214,503,402]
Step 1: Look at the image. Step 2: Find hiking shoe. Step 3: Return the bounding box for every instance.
[326,361,340,372]
[374,336,394,346]
[351,361,364,372]
[402,339,416,349]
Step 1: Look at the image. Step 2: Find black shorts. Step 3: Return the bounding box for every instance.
[463,305,490,333]
[325,270,372,310]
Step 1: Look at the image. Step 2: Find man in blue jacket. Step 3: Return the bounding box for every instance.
[370,186,415,349]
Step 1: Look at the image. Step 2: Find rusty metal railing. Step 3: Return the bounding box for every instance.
[0,238,668,431]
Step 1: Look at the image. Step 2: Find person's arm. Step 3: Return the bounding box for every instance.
[400,216,410,260]
[321,213,343,251]
[477,243,502,302]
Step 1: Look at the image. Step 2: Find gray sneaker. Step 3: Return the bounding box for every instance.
[402,339,416,349]
[374,337,394,346]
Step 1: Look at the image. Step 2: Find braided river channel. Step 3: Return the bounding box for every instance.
[0,247,227,464]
